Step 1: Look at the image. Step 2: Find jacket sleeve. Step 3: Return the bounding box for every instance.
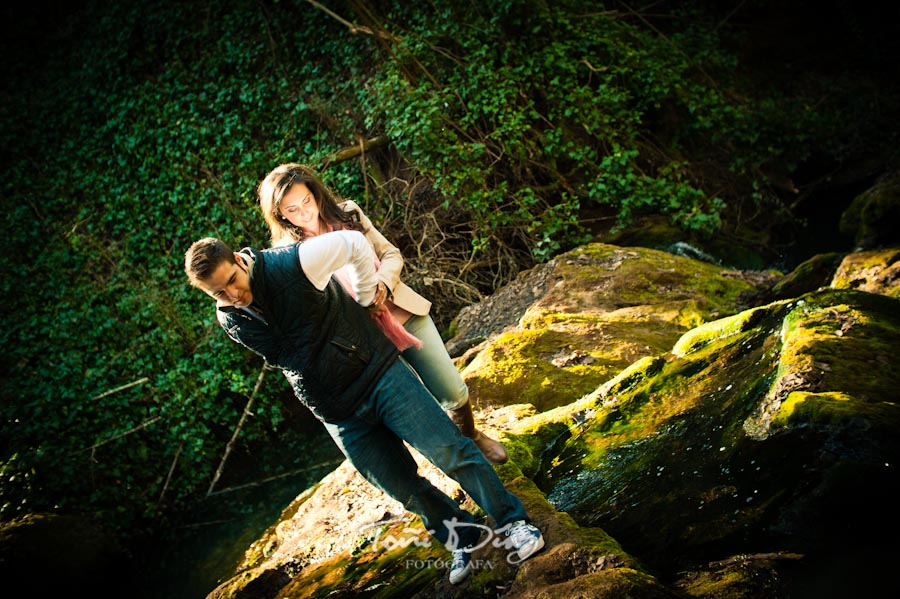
[341,200,404,296]
[216,308,277,365]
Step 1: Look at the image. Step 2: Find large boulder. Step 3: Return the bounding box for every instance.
[541,287,900,597]
[451,243,768,413]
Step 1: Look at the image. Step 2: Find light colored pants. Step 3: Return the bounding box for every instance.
[401,314,469,411]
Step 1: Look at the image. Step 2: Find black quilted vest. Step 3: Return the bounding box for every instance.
[216,244,398,422]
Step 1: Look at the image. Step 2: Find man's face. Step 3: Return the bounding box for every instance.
[198,254,253,308]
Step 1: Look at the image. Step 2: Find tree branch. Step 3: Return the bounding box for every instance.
[91,377,149,400]
[708,551,805,569]
[74,415,162,455]
[206,364,268,497]
[317,135,390,170]
[206,459,345,496]
[304,0,400,41]
[158,441,184,505]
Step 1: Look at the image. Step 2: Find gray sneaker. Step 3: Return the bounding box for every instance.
[505,520,545,561]
[448,547,473,584]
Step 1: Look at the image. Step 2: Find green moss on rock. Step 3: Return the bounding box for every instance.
[839,172,900,248]
[672,302,782,357]
[770,252,845,300]
[775,292,900,406]
[775,391,900,429]
[463,243,761,412]
[831,248,900,298]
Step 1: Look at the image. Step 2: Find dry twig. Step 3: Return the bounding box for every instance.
[206,364,268,497]
[206,459,345,496]
[158,441,184,505]
[75,415,162,456]
[91,376,149,400]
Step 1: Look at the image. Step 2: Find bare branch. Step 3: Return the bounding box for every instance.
[206,459,345,496]
[158,441,184,505]
[91,377,149,400]
[206,364,268,497]
[74,415,162,455]
[304,0,400,41]
[318,135,390,169]
[708,552,805,568]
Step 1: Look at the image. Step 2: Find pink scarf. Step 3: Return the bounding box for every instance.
[328,228,423,352]
[369,254,424,352]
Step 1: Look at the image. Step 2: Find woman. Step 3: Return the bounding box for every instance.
[257,163,508,464]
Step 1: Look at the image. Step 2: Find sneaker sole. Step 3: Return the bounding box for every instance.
[517,534,545,561]
[449,561,473,585]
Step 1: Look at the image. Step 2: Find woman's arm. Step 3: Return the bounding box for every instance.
[341,200,404,296]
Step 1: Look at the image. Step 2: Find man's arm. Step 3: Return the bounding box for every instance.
[298,230,378,306]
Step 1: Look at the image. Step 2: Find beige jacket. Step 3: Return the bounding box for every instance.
[340,200,432,316]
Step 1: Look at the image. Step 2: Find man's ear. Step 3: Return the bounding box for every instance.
[233,252,245,268]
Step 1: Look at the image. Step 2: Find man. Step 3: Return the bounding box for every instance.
[184,230,544,584]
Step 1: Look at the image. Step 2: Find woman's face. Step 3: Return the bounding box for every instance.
[279,182,322,235]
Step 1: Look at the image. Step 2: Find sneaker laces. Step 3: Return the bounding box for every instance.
[451,547,469,565]
[505,520,535,545]
[449,547,473,584]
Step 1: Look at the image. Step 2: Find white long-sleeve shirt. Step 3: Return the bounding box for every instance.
[297,230,378,307]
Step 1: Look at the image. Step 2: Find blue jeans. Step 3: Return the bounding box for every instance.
[401,314,469,411]
[323,358,528,547]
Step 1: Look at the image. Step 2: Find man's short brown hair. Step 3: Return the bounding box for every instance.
[184,237,235,287]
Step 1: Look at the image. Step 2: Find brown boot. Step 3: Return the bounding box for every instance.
[448,401,509,464]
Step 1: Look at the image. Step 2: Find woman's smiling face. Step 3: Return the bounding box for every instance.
[279,183,323,235]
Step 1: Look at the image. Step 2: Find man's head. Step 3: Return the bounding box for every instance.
[185,237,253,307]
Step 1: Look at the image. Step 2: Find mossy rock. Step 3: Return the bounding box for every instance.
[205,247,900,598]
[768,252,845,300]
[673,552,800,598]
[839,171,900,248]
[461,243,760,412]
[830,247,900,298]
[542,288,900,588]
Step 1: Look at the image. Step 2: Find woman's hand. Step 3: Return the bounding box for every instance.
[368,282,389,316]
[373,281,388,306]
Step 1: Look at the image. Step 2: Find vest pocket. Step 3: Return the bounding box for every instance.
[330,335,371,366]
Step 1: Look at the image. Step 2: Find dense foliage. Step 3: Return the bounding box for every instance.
[1,0,896,542]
